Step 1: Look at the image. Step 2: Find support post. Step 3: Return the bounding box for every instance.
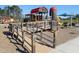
[22,30,24,46]
[40,28,43,41]
[52,31,56,48]
[21,22,25,46]
[70,16,72,28]
[31,32,35,53]
[21,22,23,31]
[16,26,18,41]
[11,24,14,39]
[44,21,46,30]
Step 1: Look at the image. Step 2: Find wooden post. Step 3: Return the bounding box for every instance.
[52,31,56,48]
[21,22,23,31]
[9,23,13,33]
[21,22,25,46]
[12,24,14,39]
[40,28,43,41]
[26,22,28,30]
[44,21,46,30]
[31,25,35,53]
[22,30,24,46]
[31,32,35,53]
[16,26,18,41]
[70,16,72,28]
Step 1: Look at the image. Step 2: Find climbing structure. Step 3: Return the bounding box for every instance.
[24,7,48,22]
[49,7,58,31]
[31,7,48,21]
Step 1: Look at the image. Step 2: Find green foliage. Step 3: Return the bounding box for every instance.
[62,19,79,23]
[0,5,22,20]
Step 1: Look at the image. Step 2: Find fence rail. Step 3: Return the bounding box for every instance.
[8,20,56,53]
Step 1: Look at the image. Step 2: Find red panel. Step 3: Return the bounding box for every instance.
[31,7,40,13]
[50,7,56,11]
[31,7,48,13]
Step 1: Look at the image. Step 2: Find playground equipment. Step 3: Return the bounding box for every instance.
[49,7,58,31]
[31,7,48,21]
[8,6,60,53]
[24,7,48,22]
[56,16,63,26]
[24,7,62,28]
[50,7,57,20]
[8,22,56,53]
[49,7,63,29]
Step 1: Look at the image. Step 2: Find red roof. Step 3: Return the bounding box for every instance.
[31,7,48,13]
[31,8,39,13]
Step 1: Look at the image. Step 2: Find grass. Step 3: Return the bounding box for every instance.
[61,19,79,23]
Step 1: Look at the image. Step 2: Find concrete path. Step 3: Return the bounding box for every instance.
[50,37,79,53]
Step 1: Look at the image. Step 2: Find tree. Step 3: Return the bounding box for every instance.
[10,5,22,19]
[0,8,5,16]
[75,14,79,19]
[59,13,71,17]
[4,6,11,16]
[4,5,22,20]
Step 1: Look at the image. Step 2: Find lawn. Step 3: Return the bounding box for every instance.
[61,19,79,23]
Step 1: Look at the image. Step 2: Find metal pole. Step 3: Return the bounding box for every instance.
[77,17,78,23]
[70,16,72,28]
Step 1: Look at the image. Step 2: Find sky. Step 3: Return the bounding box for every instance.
[0,5,79,15]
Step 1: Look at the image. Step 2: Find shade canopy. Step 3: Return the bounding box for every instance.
[50,7,57,12]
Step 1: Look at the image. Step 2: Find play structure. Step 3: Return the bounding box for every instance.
[24,7,48,22]
[56,16,63,26]
[31,7,48,21]
[49,7,63,26]
[8,7,63,53]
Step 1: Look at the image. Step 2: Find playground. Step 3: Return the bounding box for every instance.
[0,5,79,53]
[0,24,79,53]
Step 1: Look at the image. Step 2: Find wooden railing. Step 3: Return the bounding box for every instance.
[8,20,56,53]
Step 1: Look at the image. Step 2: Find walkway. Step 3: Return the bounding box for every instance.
[50,37,79,53]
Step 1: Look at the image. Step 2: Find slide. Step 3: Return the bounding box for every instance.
[56,16,63,26]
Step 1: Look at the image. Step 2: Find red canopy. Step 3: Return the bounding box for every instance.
[31,7,48,13]
[31,8,39,13]
[50,7,57,11]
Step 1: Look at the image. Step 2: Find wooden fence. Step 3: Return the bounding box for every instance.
[8,21,56,53]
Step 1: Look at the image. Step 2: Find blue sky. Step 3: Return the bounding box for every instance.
[0,5,79,15]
